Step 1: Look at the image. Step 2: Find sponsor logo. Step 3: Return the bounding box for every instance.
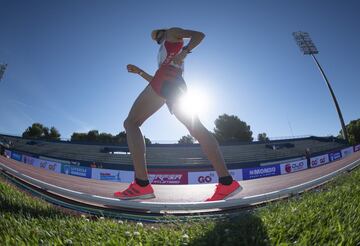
[11,152,22,161]
[249,167,276,176]
[149,171,188,184]
[151,174,182,184]
[63,165,91,178]
[100,172,122,181]
[285,164,292,173]
[310,154,329,168]
[91,168,134,183]
[198,175,213,183]
[188,171,217,184]
[4,150,11,157]
[39,161,57,171]
[311,157,324,166]
[320,157,327,164]
[341,147,354,158]
[188,169,242,184]
[355,145,360,152]
[22,155,36,165]
[243,165,280,180]
[283,161,306,173]
[32,159,62,173]
[329,152,341,162]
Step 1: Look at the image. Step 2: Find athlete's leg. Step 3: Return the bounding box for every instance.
[171,102,230,178]
[124,85,165,180]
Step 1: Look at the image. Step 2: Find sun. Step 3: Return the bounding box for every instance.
[178,88,208,117]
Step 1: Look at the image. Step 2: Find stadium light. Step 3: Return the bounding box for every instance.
[293,32,348,143]
[0,63,7,82]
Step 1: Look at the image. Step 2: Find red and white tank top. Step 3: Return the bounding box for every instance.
[157,40,184,71]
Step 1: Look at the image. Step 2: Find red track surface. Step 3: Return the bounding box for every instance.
[1,152,360,203]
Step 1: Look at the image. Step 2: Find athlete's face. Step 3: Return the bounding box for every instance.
[155,30,165,44]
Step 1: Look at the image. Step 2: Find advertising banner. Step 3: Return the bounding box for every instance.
[355,144,360,152]
[280,159,308,174]
[22,155,37,165]
[91,168,134,183]
[32,159,62,173]
[4,149,11,157]
[341,147,354,158]
[242,165,280,180]
[328,151,342,162]
[188,169,243,184]
[188,170,217,184]
[11,152,22,161]
[62,165,92,178]
[310,154,330,168]
[148,171,188,185]
[40,156,81,166]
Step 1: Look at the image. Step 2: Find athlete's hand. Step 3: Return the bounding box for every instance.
[127,64,142,74]
[172,51,187,65]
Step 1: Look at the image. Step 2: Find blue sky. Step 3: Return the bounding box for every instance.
[0,0,359,143]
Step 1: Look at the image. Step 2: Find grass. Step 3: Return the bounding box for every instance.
[1,167,360,245]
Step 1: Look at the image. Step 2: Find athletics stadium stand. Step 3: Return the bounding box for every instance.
[0,134,347,170]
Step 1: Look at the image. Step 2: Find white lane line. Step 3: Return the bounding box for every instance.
[0,163,85,195]
[91,195,119,201]
[0,163,19,173]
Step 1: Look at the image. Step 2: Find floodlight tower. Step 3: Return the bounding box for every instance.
[293,31,348,142]
[0,63,7,82]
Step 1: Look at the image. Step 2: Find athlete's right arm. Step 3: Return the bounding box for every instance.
[127,64,153,83]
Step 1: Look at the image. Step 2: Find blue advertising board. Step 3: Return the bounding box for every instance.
[62,165,92,178]
[354,144,360,152]
[11,152,22,161]
[328,151,342,162]
[4,149,11,158]
[242,164,281,180]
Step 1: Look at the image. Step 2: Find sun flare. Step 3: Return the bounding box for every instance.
[179,88,209,116]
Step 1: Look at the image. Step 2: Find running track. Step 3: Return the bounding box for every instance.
[1,151,360,214]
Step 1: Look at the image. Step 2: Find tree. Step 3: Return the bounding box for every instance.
[213,114,253,143]
[22,123,61,140]
[71,132,88,142]
[98,133,113,143]
[144,136,152,145]
[114,131,127,144]
[340,119,360,145]
[178,134,195,144]
[49,127,61,140]
[257,132,270,142]
[70,130,152,145]
[114,131,151,145]
[87,130,99,142]
[22,123,44,139]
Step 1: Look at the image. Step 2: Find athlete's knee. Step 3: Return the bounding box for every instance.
[123,117,141,130]
[188,119,208,139]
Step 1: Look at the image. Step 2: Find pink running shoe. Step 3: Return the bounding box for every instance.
[206,181,243,201]
[114,182,155,200]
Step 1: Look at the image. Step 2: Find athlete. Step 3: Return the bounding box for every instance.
[114,27,242,201]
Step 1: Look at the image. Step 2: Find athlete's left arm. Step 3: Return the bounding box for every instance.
[169,28,205,65]
[171,28,205,52]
